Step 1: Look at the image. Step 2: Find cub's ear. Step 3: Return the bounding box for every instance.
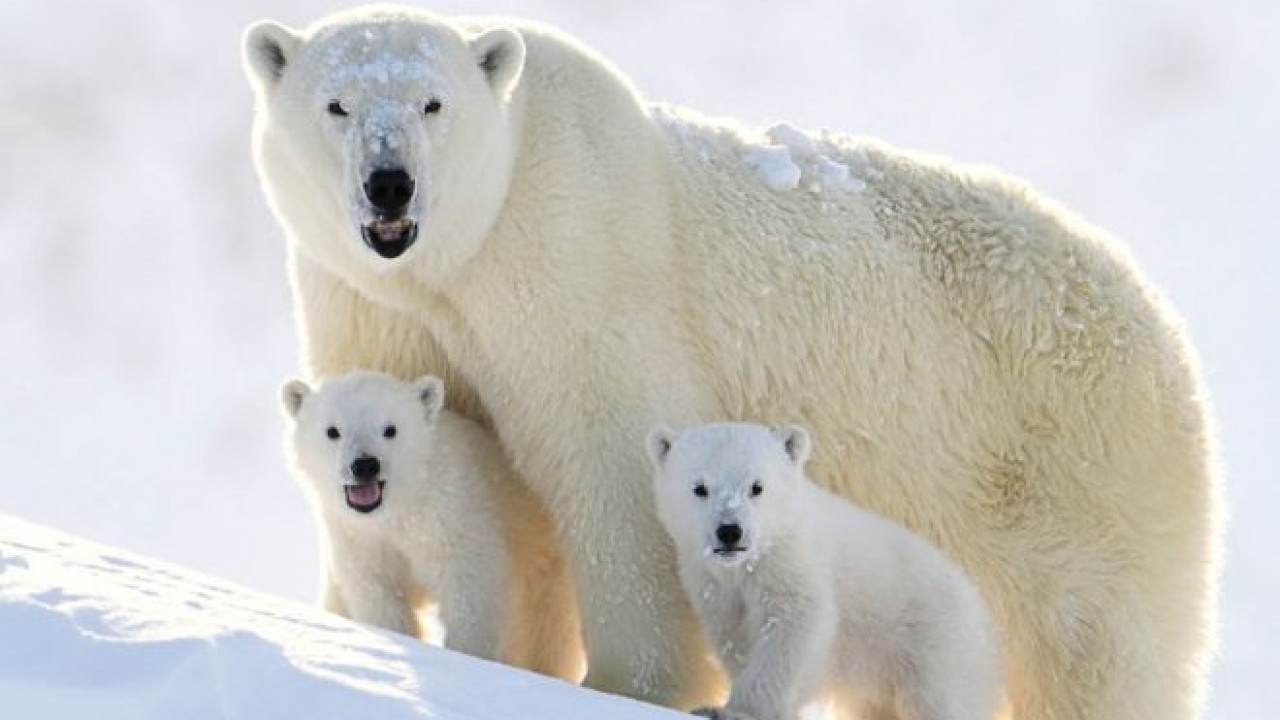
[470,26,526,98]
[774,425,812,467]
[646,427,677,471]
[281,379,311,418]
[243,20,301,94]
[413,376,446,419]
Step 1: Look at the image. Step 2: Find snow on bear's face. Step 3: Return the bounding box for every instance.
[243,9,525,283]
[647,423,811,568]
[282,371,445,518]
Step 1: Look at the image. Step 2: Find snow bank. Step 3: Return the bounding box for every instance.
[0,515,687,720]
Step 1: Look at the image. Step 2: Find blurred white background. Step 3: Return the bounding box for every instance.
[0,0,1274,716]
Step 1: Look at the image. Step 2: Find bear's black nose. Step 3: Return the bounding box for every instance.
[363,169,415,215]
[350,455,381,480]
[716,523,743,546]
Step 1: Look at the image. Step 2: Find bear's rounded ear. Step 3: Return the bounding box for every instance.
[243,20,301,95]
[774,425,812,467]
[281,379,311,418]
[646,427,677,471]
[414,375,446,419]
[470,26,525,98]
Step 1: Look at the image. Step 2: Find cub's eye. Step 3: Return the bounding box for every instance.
[327,99,349,116]
[383,425,397,439]
[693,484,708,498]
[750,481,764,497]
[326,426,340,440]
[423,98,443,115]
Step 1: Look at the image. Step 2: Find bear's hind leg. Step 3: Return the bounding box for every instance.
[1003,571,1209,720]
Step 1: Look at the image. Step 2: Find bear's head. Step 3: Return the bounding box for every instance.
[647,422,812,568]
[282,371,445,517]
[243,7,525,286]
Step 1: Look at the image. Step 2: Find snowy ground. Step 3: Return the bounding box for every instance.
[0,515,685,719]
[0,0,1274,716]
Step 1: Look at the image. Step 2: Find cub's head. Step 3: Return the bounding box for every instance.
[243,7,525,284]
[647,422,811,568]
[282,371,445,517]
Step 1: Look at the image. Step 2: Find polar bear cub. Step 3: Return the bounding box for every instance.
[648,422,1000,720]
[282,370,582,679]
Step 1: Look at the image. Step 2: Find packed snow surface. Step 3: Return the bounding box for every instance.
[0,515,687,720]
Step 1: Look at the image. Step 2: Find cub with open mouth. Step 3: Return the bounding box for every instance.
[281,370,584,680]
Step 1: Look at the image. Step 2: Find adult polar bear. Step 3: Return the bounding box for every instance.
[242,6,1220,718]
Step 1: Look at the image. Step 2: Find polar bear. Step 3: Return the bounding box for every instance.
[243,6,1220,717]
[648,422,1001,720]
[281,370,582,680]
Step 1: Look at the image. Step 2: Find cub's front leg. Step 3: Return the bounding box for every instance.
[327,539,420,637]
[435,541,507,662]
[320,568,349,616]
[718,591,835,720]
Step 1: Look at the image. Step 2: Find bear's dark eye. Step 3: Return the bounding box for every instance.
[423,98,443,115]
[383,425,397,439]
[693,484,708,498]
[326,426,340,440]
[327,99,349,117]
[751,481,764,497]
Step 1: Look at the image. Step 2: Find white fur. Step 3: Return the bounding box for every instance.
[245,7,1221,716]
[650,422,1001,720]
[282,370,582,680]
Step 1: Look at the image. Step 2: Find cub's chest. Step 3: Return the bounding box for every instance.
[695,575,771,672]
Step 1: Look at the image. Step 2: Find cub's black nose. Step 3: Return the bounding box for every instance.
[350,455,381,480]
[363,169,415,214]
[716,523,743,546]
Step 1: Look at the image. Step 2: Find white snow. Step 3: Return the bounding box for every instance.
[749,123,866,194]
[811,155,866,193]
[742,144,803,190]
[0,515,686,720]
[323,55,446,92]
[765,123,818,156]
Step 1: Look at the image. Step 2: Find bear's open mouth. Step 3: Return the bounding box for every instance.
[361,218,418,259]
[344,481,385,513]
[712,545,748,560]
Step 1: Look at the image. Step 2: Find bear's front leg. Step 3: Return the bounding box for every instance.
[559,456,722,707]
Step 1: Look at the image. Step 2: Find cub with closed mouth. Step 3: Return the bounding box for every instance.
[649,422,1002,720]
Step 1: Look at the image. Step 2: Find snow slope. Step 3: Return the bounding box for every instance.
[0,515,685,720]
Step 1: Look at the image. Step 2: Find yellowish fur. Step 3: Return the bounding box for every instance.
[246,8,1221,717]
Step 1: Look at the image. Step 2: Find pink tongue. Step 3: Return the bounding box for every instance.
[346,484,381,505]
